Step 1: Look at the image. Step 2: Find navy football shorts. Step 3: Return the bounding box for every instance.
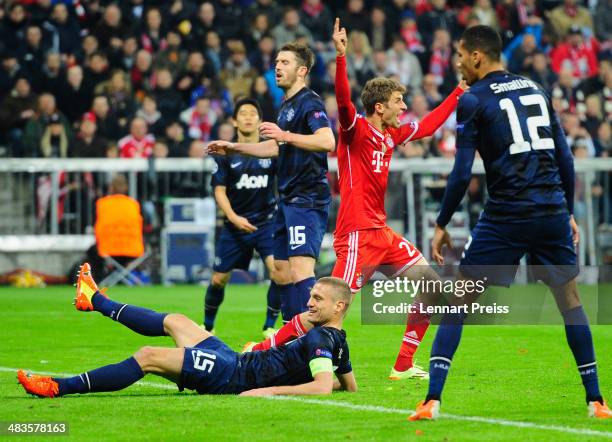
[213,221,275,273]
[273,201,329,260]
[178,336,240,394]
[459,213,578,287]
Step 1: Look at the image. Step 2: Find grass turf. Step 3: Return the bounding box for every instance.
[1,284,611,441]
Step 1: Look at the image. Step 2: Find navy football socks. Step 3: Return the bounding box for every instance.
[264,281,282,329]
[562,306,602,403]
[204,284,225,331]
[426,312,466,402]
[278,282,295,323]
[286,277,315,320]
[54,357,144,396]
[92,293,167,337]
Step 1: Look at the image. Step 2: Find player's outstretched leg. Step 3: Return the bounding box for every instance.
[550,279,611,418]
[74,262,167,337]
[408,310,466,421]
[18,347,183,398]
[390,260,439,380]
[246,312,311,352]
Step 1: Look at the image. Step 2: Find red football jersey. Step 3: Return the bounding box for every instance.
[333,55,463,237]
[335,114,418,237]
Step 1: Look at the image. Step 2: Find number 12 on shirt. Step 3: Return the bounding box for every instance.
[499,93,555,155]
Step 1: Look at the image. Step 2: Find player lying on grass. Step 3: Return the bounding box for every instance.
[409,25,611,421]
[243,18,466,381]
[17,264,357,398]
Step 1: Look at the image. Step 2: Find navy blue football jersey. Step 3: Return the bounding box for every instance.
[456,71,569,220]
[211,154,277,227]
[232,327,351,390]
[276,87,331,208]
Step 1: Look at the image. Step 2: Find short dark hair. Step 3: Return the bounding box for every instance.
[279,42,315,73]
[233,98,262,119]
[460,25,502,61]
[361,78,406,115]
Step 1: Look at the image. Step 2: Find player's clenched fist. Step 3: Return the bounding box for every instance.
[332,17,347,57]
[259,122,288,143]
[206,140,235,156]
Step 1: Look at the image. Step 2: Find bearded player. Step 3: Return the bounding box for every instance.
[246,19,465,380]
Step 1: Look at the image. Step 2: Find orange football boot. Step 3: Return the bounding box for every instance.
[74,262,105,311]
[589,400,612,418]
[408,399,440,421]
[17,370,59,398]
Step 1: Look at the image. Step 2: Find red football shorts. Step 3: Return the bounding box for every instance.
[332,226,423,292]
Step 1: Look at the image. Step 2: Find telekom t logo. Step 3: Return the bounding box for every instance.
[371,150,385,173]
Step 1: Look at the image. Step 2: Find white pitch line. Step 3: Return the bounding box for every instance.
[3,366,611,439]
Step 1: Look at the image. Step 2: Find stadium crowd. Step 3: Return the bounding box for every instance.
[0,0,609,161]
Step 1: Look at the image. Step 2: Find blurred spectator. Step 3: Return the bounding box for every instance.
[189,2,216,50]
[386,37,423,92]
[563,112,596,156]
[250,75,276,122]
[119,117,154,158]
[595,121,611,157]
[24,93,71,157]
[43,3,80,56]
[89,95,121,141]
[1,4,28,53]
[219,42,258,99]
[418,0,460,48]
[0,51,26,96]
[249,34,276,75]
[399,13,425,55]
[471,0,500,31]
[384,0,411,35]
[76,34,100,66]
[57,65,93,124]
[346,31,376,92]
[164,121,190,157]
[153,140,169,159]
[35,51,63,96]
[0,77,37,157]
[339,0,369,34]
[323,93,338,137]
[582,94,603,137]
[398,93,430,158]
[152,68,184,124]
[84,51,110,90]
[20,25,48,76]
[93,4,130,51]
[39,113,71,158]
[215,0,243,41]
[140,8,167,54]
[300,0,334,44]
[130,49,153,96]
[422,74,443,107]
[115,36,139,71]
[136,95,164,136]
[550,26,598,79]
[176,51,216,103]
[217,121,235,142]
[153,30,186,77]
[313,59,336,96]
[508,33,539,75]
[247,0,282,26]
[528,51,558,91]
[180,96,217,141]
[204,31,223,75]
[594,0,611,42]
[272,7,313,47]
[96,70,135,129]
[372,50,392,78]
[427,29,453,86]
[368,6,393,52]
[548,0,593,41]
[70,114,108,158]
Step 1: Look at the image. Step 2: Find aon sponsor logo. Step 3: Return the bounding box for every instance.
[236,174,269,189]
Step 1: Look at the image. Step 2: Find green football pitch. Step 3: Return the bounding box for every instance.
[1,285,611,441]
